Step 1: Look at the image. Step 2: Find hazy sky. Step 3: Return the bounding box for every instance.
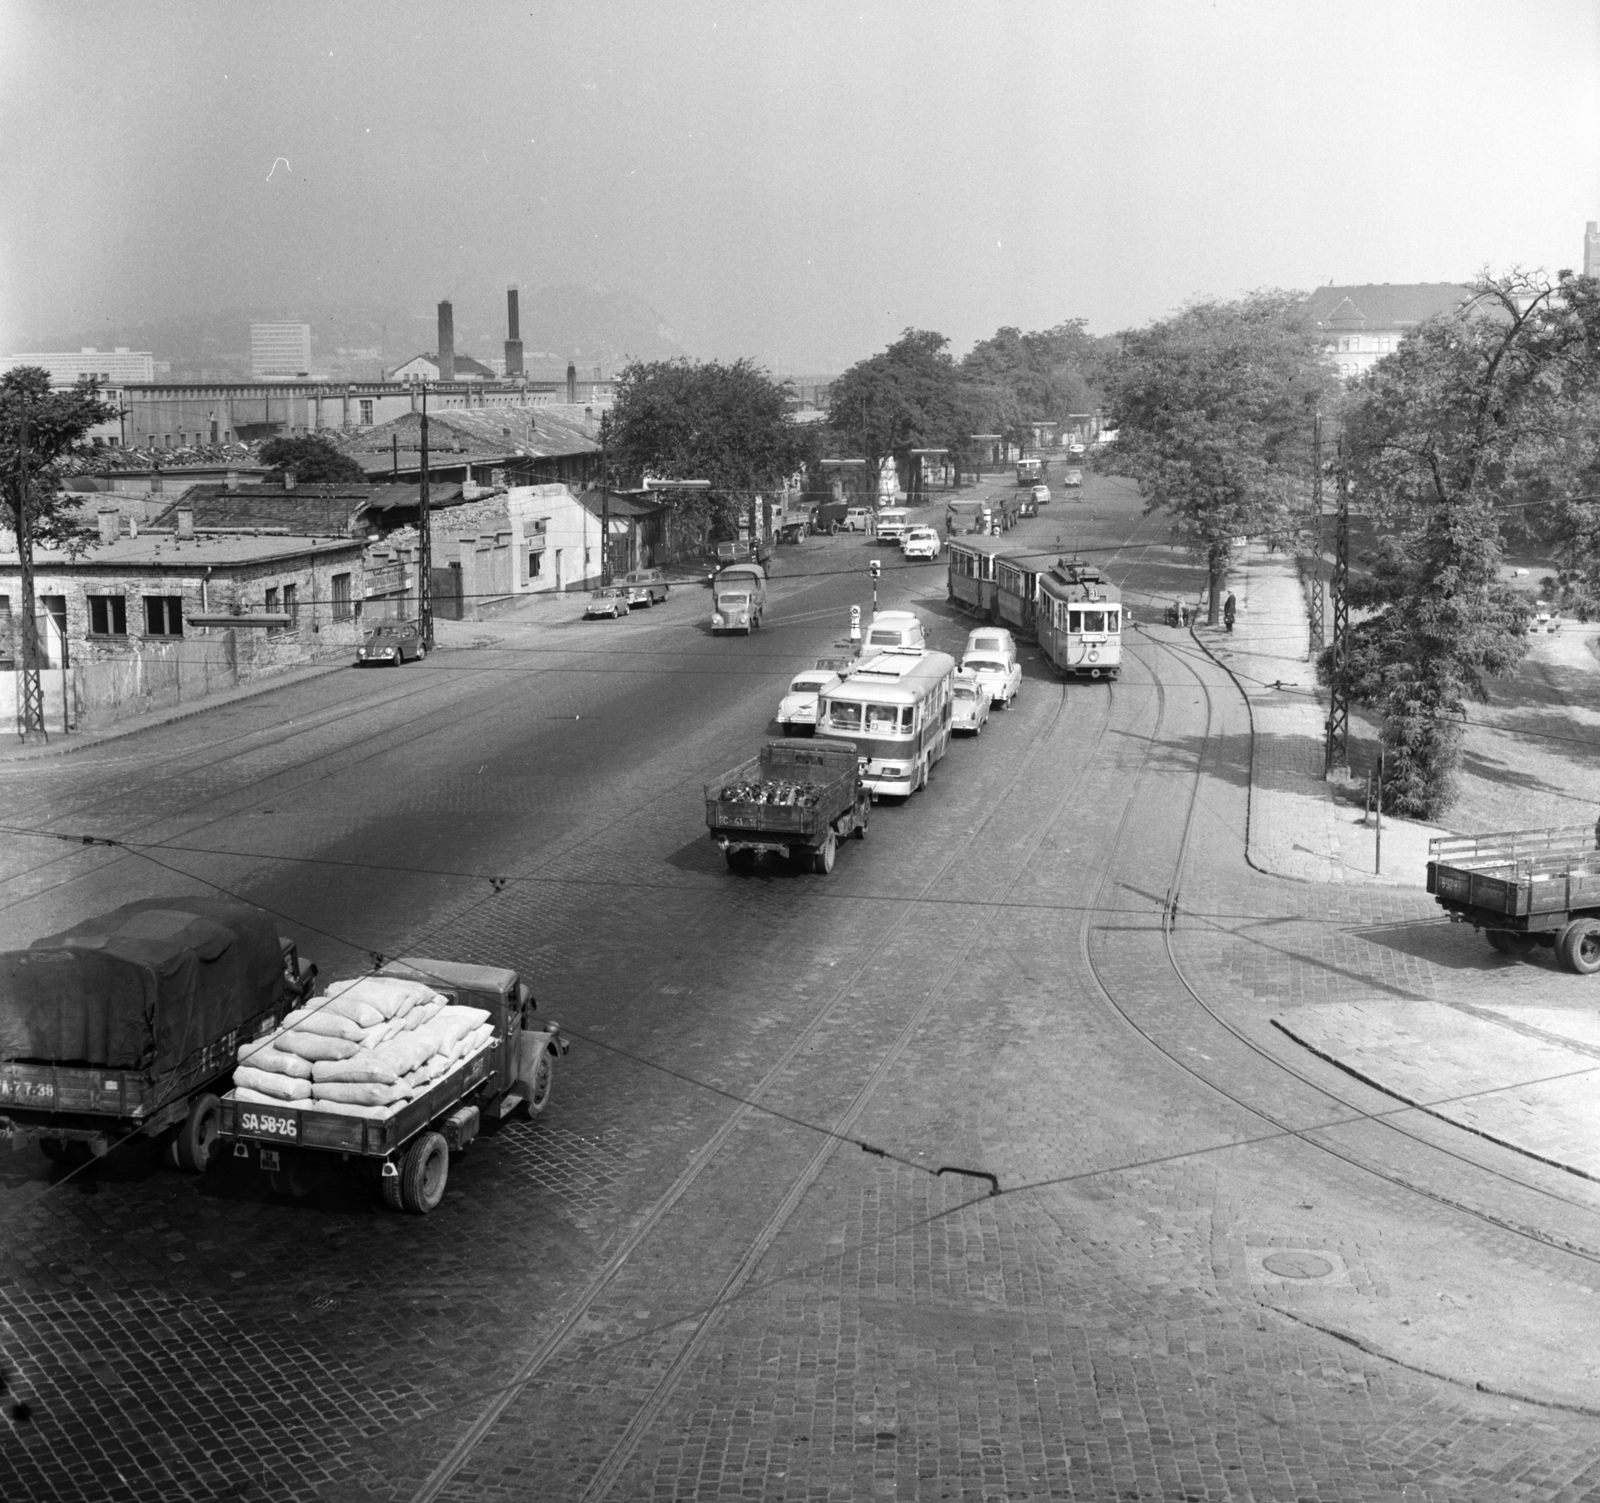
[2,0,1598,372]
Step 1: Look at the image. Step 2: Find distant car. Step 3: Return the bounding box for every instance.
[963,649,1022,709]
[622,568,669,607]
[1068,441,1086,456]
[357,620,426,666]
[951,670,990,736]
[901,527,941,559]
[1018,496,1037,518]
[777,669,844,735]
[838,506,873,533]
[863,610,926,655]
[875,507,912,543]
[584,587,631,619]
[965,627,1017,659]
[1063,467,1084,489]
[1031,484,1051,507]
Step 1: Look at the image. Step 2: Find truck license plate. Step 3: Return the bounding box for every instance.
[0,1077,55,1103]
[237,1107,301,1143]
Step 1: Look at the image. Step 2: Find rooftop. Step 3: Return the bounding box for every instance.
[1303,282,1474,332]
[4,533,363,569]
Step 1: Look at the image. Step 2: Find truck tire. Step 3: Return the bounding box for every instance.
[267,1152,319,1200]
[812,834,837,875]
[1486,930,1536,956]
[1558,919,1600,975]
[174,1092,221,1173]
[525,1048,555,1116]
[397,1131,449,1214]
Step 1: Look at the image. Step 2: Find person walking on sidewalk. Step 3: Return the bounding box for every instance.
[1223,592,1237,633]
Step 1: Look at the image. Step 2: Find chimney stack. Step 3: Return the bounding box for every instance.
[504,286,524,378]
[437,300,456,382]
[1586,221,1600,280]
[566,361,577,404]
[225,468,239,492]
[284,469,297,492]
[97,509,120,546]
[176,507,195,540]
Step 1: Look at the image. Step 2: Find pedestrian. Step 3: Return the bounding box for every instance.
[1223,592,1237,633]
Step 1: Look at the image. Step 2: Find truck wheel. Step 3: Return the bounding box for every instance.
[813,835,837,875]
[525,1048,555,1116]
[1486,930,1536,956]
[398,1131,449,1214]
[726,848,755,871]
[174,1092,221,1173]
[1558,919,1600,974]
[267,1152,319,1200]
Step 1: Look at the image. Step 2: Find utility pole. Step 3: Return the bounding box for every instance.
[418,386,433,648]
[600,418,611,585]
[1307,409,1325,652]
[12,410,47,742]
[1325,439,1350,777]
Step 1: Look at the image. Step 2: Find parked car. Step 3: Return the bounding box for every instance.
[1063,467,1084,489]
[951,669,991,736]
[1068,441,1086,457]
[901,526,941,559]
[837,506,873,533]
[357,620,426,665]
[965,627,1017,659]
[963,644,1022,709]
[875,507,912,543]
[584,587,631,619]
[777,669,844,735]
[622,568,670,607]
[1031,484,1051,507]
[862,610,927,655]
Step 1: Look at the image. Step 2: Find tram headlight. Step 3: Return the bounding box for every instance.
[1088,649,1099,662]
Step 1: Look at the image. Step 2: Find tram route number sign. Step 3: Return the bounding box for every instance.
[237,1106,301,1143]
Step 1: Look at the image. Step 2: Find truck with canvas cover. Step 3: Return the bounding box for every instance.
[0,897,315,1170]
[1428,825,1600,973]
[216,957,568,1213]
[706,738,870,874]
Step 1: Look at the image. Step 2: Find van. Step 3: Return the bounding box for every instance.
[874,507,912,543]
[863,610,926,655]
[622,568,669,607]
[712,563,767,634]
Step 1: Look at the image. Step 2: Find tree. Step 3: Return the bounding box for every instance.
[1331,269,1600,815]
[1,366,120,551]
[961,321,1104,445]
[258,433,367,484]
[1098,292,1338,620]
[603,358,814,540]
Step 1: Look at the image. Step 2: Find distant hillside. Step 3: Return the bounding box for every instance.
[31,284,688,382]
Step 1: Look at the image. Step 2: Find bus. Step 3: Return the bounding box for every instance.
[817,649,958,798]
[1016,456,1044,487]
[1037,561,1123,680]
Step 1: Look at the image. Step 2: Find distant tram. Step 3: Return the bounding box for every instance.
[946,536,1007,618]
[1037,560,1123,681]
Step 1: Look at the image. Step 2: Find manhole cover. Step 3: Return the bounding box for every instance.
[1262,1252,1334,1280]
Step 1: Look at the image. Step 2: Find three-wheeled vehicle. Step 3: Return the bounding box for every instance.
[217,958,567,1212]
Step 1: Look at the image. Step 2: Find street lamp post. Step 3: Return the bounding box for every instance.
[600,418,611,586]
[418,385,433,648]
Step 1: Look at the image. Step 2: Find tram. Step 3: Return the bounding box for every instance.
[993,550,1057,641]
[817,649,958,798]
[1037,560,1123,681]
[946,536,1008,618]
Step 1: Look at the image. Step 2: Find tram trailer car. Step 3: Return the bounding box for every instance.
[1038,561,1123,680]
[994,551,1058,641]
[946,537,1006,619]
[817,649,958,799]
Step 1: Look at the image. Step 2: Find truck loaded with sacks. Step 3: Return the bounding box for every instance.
[218,958,567,1213]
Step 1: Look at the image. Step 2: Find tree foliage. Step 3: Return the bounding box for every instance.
[603,357,813,535]
[259,433,368,484]
[960,321,1103,444]
[826,330,968,482]
[1097,292,1338,617]
[0,366,120,551]
[1332,269,1600,816]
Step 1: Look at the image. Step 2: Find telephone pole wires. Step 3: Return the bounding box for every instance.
[1325,439,1350,777]
[418,385,434,649]
[12,409,47,742]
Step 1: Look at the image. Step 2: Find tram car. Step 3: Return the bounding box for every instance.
[1037,560,1123,680]
[946,536,1007,618]
[993,550,1058,641]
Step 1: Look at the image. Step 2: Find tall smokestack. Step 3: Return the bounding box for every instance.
[566,360,577,404]
[437,300,456,382]
[1587,221,1600,280]
[504,286,524,378]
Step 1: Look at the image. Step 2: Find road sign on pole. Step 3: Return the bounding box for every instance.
[849,604,861,643]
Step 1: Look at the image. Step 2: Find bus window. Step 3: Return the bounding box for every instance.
[1083,610,1106,633]
[865,704,901,735]
[828,701,862,731]
[901,706,915,730]
[1069,610,1082,633]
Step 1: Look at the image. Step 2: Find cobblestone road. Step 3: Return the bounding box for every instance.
[5,479,1600,1500]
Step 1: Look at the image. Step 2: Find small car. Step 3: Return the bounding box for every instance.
[837,506,873,533]
[1018,496,1037,518]
[965,626,1017,659]
[1031,484,1051,507]
[874,507,912,543]
[900,527,941,559]
[1063,467,1084,489]
[963,649,1022,709]
[1068,441,1086,457]
[951,670,990,736]
[357,620,426,665]
[584,587,631,619]
[777,670,844,735]
[863,610,926,655]
[622,568,669,607]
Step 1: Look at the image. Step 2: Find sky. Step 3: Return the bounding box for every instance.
[2,0,1598,373]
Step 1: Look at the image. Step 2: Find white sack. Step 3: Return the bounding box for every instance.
[278,1030,361,1063]
[234,1042,313,1079]
[311,1051,399,1085]
[234,1065,312,1101]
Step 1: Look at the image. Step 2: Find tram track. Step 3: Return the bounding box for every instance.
[1080,624,1600,1272]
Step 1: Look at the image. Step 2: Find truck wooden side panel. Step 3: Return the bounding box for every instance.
[705,741,859,847]
[1428,826,1600,929]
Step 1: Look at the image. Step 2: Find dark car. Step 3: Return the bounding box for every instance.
[357,620,426,666]
[622,568,670,607]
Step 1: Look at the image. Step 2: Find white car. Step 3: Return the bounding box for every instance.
[951,670,990,735]
[777,670,843,735]
[900,527,941,559]
[963,649,1022,709]
[1063,467,1084,488]
[839,506,873,532]
[863,610,927,654]
[965,626,1016,659]
[1068,441,1086,457]
[1031,484,1051,507]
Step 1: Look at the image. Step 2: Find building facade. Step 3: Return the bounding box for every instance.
[1,348,154,385]
[1303,283,1473,379]
[250,322,313,378]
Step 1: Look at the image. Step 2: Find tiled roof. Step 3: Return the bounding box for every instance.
[575,488,659,520]
[147,482,466,532]
[5,534,362,569]
[1303,283,1474,332]
[334,408,599,468]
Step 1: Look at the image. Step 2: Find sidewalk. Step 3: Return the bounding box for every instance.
[1194,542,1444,887]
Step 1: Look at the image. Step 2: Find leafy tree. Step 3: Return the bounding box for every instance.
[1,366,120,551]
[1098,292,1338,621]
[259,433,367,484]
[961,321,1103,445]
[1331,269,1600,815]
[603,358,813,538]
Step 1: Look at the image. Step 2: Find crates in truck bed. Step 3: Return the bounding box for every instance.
[706,738,869,874]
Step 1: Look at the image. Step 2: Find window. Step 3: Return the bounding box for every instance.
[827,701,861,732]
[359,399,374,425]
[528,550,541,578]
[331,573,352,621]
[89,595,128,636]
[264,587,279,613]
[282,583,297,620]
[143,596,183,636]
